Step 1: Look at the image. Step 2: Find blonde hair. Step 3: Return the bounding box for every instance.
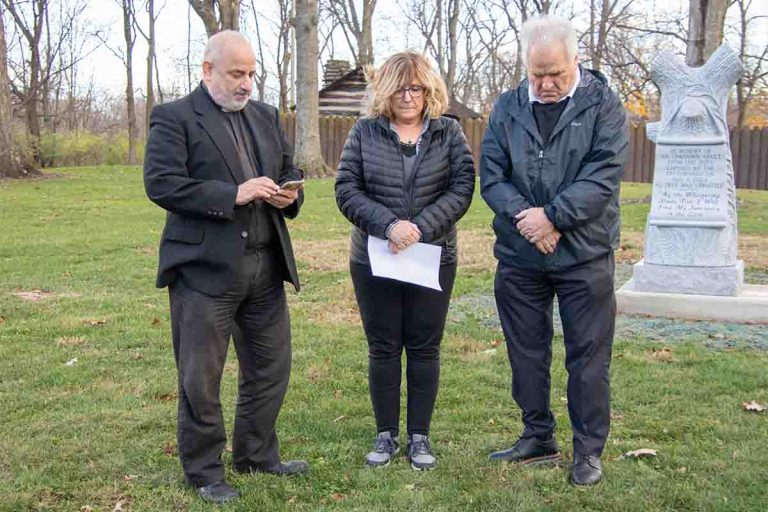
[365,52,449,119]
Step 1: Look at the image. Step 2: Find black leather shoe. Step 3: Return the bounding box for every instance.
[195,480,239,503]
[237,459,310,476]
[489,436,562,465]
[571,454,603,486]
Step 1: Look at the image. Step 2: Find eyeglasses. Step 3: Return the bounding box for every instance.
[393,86,425,99]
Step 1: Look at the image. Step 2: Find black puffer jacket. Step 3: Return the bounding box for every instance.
[335,115,476,266]
[480,68,628,271]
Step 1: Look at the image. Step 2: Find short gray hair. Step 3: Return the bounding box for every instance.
[203,30,251,65]
[521,15,578,64]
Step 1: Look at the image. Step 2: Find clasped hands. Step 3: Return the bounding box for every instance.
[235,176,301,209]
[387,220,421,254]
[515,207,561,255]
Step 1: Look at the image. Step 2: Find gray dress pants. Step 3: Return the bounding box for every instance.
[169,248,291,486]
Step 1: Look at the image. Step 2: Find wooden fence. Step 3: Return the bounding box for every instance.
[280,113,768,190]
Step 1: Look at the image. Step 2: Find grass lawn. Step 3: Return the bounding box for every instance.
[1,167,767,511]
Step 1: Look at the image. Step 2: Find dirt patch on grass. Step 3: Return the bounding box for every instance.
[12,289,81,301]
[444,333,500,362]
[457,231,497,272]
[294,238,349,272]
[302,277,361,326]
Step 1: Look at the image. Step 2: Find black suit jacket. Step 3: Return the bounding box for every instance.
[144,85,303,296]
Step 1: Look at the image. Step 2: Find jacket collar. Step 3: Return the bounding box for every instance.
[191,83,277,182]
[192,83,246,184]
[501,67,605,146]
[375,114,447,136]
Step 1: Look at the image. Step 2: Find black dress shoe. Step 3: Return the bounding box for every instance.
[489,436,562,465]
[236,459,310,476]
[571,454,603,486]
[195,480,239,503]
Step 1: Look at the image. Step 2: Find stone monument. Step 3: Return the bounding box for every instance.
[618,44,768,323]
[632,44,742,295]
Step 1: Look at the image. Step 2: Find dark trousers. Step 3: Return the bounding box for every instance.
[494,252,615,456]
[350,262,456,436]
[168,249,291,486]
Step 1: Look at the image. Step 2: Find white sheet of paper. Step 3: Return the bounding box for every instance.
[367,237,443,291]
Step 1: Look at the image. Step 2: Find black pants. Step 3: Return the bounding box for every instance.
[169,249,291,486]
[350,261,456,437]
[494,252,615,456]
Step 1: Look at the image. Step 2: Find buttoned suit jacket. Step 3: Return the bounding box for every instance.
[144,85,303,296]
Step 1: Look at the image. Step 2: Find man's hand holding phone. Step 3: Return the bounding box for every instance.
[266,179,304,209]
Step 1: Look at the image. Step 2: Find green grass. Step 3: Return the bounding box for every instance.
[1,168,767,511]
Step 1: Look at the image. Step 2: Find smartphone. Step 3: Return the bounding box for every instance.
[279,179,305,191]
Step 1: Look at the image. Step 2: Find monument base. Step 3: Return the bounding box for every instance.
[616,281,768,324]
[630,259,744,296]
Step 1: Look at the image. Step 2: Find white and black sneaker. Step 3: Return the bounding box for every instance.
[407,434,436,470]
[365,431,400,467]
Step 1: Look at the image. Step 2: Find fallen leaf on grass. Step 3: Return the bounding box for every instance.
[123,474,138,481]
[130,352,143,360]
[490,339,502,347]
[0,316,5,324]
[64,358,78,367]
[151,318,161,326]
[618,448,658,460]
[84,319,106,327]
[650,347,674,362]
[112,497,128,512]
[162,442,176,456]
[287,495,298,503]
[331,492,345,501]
[333,415,346,423]
[610,412,624,421]
[480,348,497,355]
[404,484,416,491]
[741,401,766,413]
[80,507,93,512]
[333,389,343,399]
[154,392,177,402]
[488,418,496,426]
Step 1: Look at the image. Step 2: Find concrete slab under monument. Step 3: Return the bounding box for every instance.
[616,280,768,324]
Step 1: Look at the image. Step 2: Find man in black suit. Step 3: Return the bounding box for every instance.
[144,30,307,504]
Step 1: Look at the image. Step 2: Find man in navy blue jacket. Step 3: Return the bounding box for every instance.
[480,15,628,487]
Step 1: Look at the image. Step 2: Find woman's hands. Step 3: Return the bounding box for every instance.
[387,220,421,254]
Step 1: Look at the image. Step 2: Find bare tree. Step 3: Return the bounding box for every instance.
[731,0,768,127]
[322,0,377,67]
[294,0,329,177]
[245,0,268,101]
[122,0,138,164]
[135,0,163,134]
[2,0,47,160]
[0,4,27,177]
[275,0,292,111]
[400,0,462,99]
[188,0,241,37]
[686,0,727,66]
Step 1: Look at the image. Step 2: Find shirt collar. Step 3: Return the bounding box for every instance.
[528,66,581,104]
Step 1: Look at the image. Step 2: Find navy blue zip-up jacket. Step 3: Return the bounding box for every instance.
[480,68,629,270]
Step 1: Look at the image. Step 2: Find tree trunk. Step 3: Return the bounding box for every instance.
[189,0,241,37]
[686,0,727,67]
[122,0,138,165]
[146,0,156,137]
[0,5,25,178]
[358,0,376,67]
[294,0,329,177]
[446,0,460,100]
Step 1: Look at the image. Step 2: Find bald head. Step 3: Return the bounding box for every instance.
[202,31,256,111]
[203,30,254,66]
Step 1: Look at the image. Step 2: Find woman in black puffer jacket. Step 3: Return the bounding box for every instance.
[335,52,475,471]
